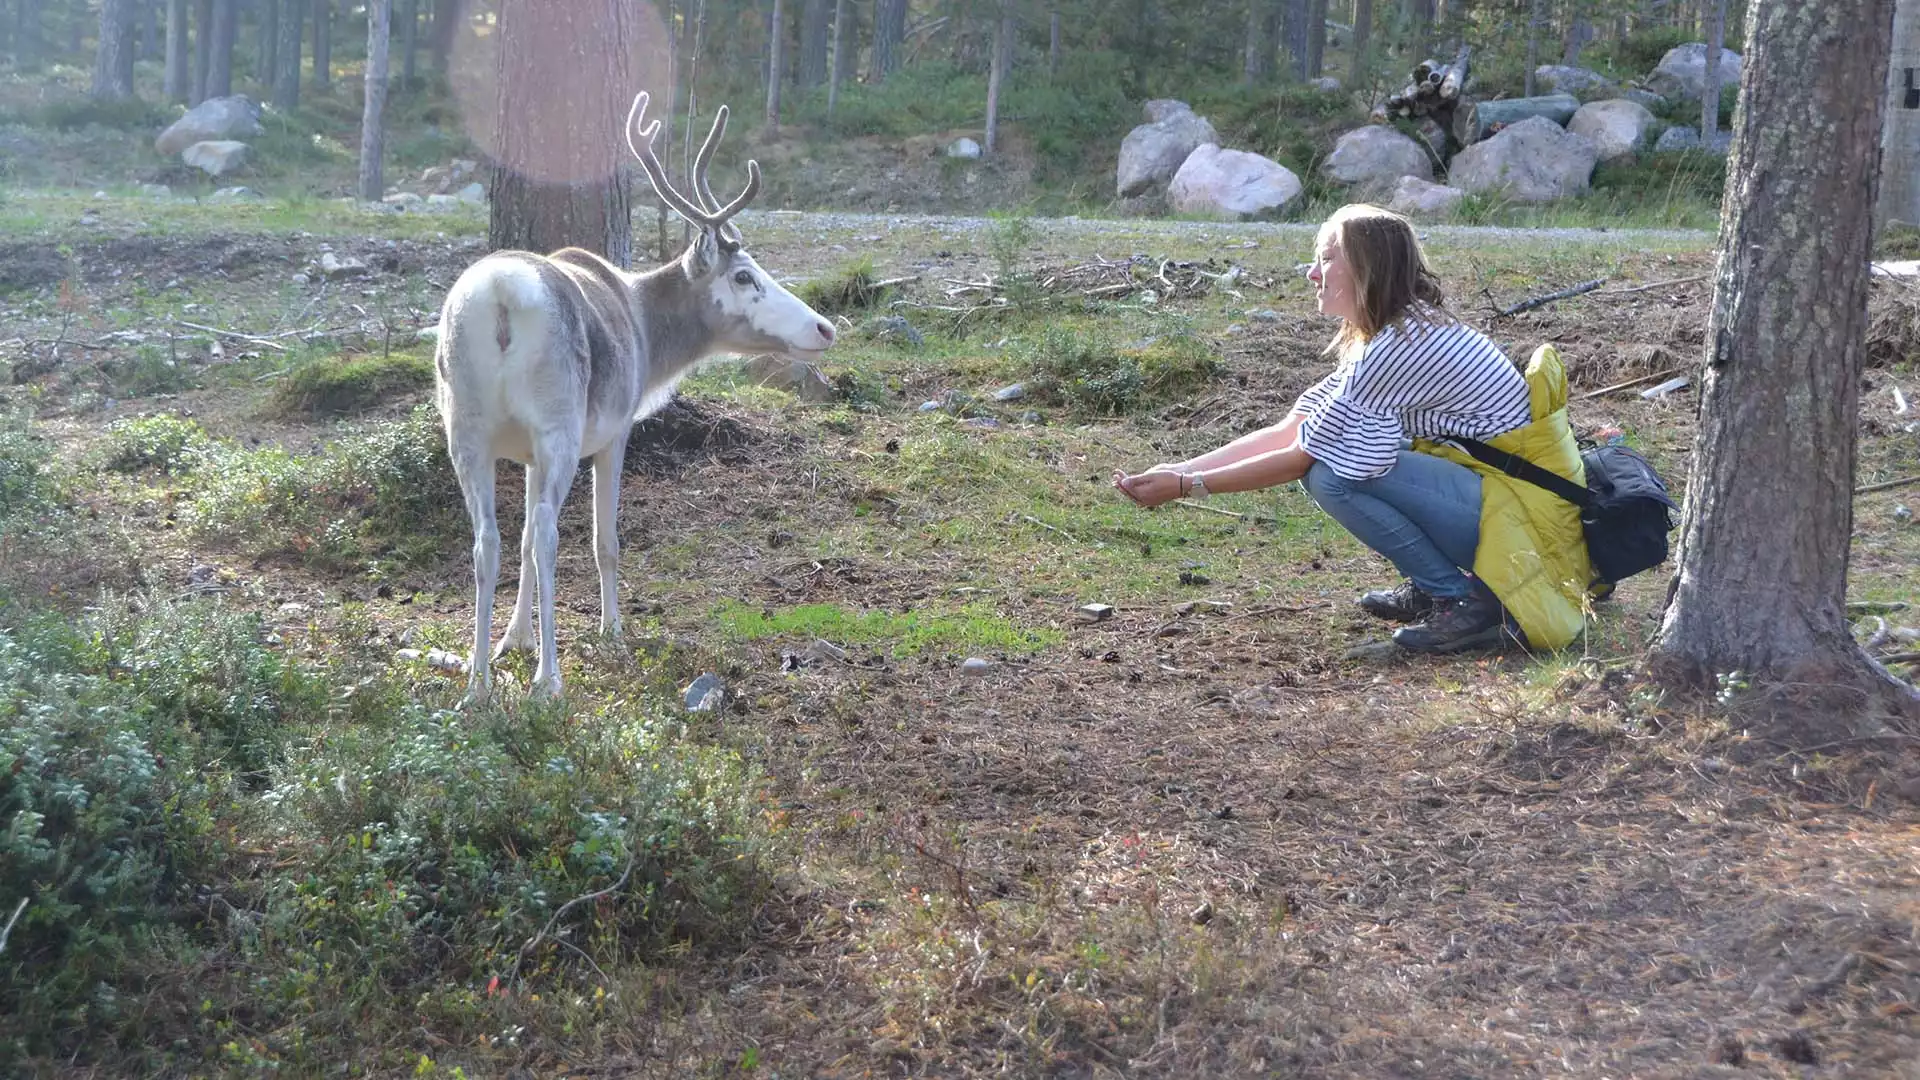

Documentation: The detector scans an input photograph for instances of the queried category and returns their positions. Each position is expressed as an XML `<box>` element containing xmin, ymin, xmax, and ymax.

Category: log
<box><xmin>1456</xmin><ymin>93</ymin><xmax>1579</xmax><ymax>145</ymax></box>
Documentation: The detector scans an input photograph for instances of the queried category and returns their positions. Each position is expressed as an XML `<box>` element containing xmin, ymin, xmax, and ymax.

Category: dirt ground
<box><xmin>4</xmin><ymin>217</ymin><xmax>1919</xmax><ymax>1078</ymax></box>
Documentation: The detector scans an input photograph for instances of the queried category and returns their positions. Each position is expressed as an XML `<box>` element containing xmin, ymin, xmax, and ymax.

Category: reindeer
<box><xmin>433</xmin><ymin>91</ymin><xmax>836</xmax><ymax>703</ymax></box>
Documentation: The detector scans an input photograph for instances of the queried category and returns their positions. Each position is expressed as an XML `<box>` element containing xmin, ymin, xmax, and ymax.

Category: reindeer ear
<box><xmin>681</xmin><ymin>227</ymin><xmax>720</xmax><ymax>278</ymax></box>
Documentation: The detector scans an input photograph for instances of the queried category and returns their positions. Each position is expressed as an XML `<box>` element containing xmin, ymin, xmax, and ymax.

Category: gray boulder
<box><xmin>1652</xmin><ymin>125</ymin><xmax>1732</xmax><ymax>156</ymax></box>
<box><xmin>1386</xmin><ymin>175</ymin><xmax>1466</xmax><ymax>217</ymax></box>
<box><xmin>1142</xmin><ymin>98</ymin><xmax>1195</xmax><ymax>124</ymax></box>
<box><xmin>1117</xmin><ymin>107</ymin><xmax>1219</xmax><ymax>197</ymax></box>
<box><xmin>155</xmin><ymin>95</ymin><xmax>263</xmax><ymax>155</ymax></box>
<box><xmin>1568</xmin><ymin>99</ymin><xmax>1656</xmax><ymax>161</ymax></box>
<box><xmin>1447</xmin><ymin>116</ymin><xmax>1599</xmax><ymax>202</ymax></box>
<box><xmin>1322</xmin><ymin>125</ymin><xmax>1432</xmax><ymax>196</ymax></box>
<box><xmin>1534</xmin><ymin>64</ymin><xmax>1617</xmax><ymax>96</ymax></box>
<box><xmin>182</xmin><ymin>140</ymin><xmax>250</xmax><ymax>177</ymax></box>
<box><xmin>1167</xmin><ymin>144</ymin><xmax>1302</xmax><ymax>219</ymax></box>
<box><xmin>1646</xmin><ymin>43</ymin><xmax>1743</xmax><ymax>102</ymax></box>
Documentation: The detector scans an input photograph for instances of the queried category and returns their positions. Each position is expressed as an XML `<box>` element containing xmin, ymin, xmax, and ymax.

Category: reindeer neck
<box><xmin>630</xmin><ymin>260</ymin><xmax>717</xmax><ymax>379</ymax></box>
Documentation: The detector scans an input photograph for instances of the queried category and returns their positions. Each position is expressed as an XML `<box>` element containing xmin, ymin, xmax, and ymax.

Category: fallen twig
<box><xmin>1017</xmin><ymin>513</ymin><xmax>1086</xmax><ymax>546</ymax></box>
<box><xmin>1878</xmin><ymin>651</ymin><xmax>1920</xmax><ymax>666</ymax></box>
<box><xmin>171</xmin><ymin>318</ymin><xmax>289</xmax><ymax>352</ymax></box>
<box><xmin>1578</xmin><ymin>365</ymin><xmax>1688</xmax><ymax>400</ymax></box>
<box><xmin>1595</xmin><ymin>274</ymin><xmax>1708</xmax><ymax>296</ymax></box>
<box><xmin>0</xmin><ymin>895</ymin><xmax>26</xmax><ymax>956</ymax></box>
<box><xmin>1855</xmin><ymin>474</ymin><xmax>1920</xmax><ymax>496</ymax></box>
<box><xmin>508</xmin><ymin>847</ymin><xmax>636</xmax><ymax>992</ymax></box>
<box><xmin>1169</xmin><ymin>499</ymin><xmax>1280</xmax><ymax>525</ymax></box>
<box><xmin>870</xmin><ymin>274</ymin><xmax>921</xmax><ymax>290</ymax></box>
<box><xmin>1494</xmin><ymin>277</ymin><xmax>1606</xmax><ymax>318</ymax></box>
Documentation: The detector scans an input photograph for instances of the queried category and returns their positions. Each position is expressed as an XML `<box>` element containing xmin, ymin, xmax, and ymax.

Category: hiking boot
<box><xmin>1392</xmin><ymin>586</ymin><xmax>1506</xmax><ymax>654</ymax></box>
<box><xmin>1357</xmin><ymin>580</ymin><xmax>1435</xmax><ymax>623</ymax></box>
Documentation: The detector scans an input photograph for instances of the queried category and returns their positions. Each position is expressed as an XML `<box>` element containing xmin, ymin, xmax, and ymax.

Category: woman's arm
<box><xmin>1159</xmin><ymin>412</ymin><xmax>1305</xmax><ymax>473</ymax></box>
<box><xmin>1115</xmin><ymin>438</ymin><xmax>1315</xmax><ymax>508</ymax></box>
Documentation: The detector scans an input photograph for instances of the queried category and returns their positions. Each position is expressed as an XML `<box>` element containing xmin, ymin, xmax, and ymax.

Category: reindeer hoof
<box><xmin>492</xmin><ymin>625</ymin><xmax>535</xmax><ymax>659</ymax></box>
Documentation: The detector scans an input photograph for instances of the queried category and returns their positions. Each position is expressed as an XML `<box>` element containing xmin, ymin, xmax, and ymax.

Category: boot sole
<box><xmin>1390</xmin><ymin>623</ymin><xmax>1507</xmax><ymax>654</ymax></box>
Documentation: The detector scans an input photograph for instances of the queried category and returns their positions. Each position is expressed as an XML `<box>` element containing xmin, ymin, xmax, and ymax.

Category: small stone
<box><xmin>683</xmin><ymin>672</ymin><xmax>724</xmax><ymax>711</ymax></box>
<box><xmin>455</xmin><ymin>182</ymin><xmax>486</xmax><ymax>203</ymax></box>
<box><xmin>1894</xmin><ymin>504</ymin><xmax>1912</xmax><ymax>524</ymax></box>
<box><xmin>291</xmin><ymin>272</ymin><xmax>310</xmax><ymax>285</ymax></box>
<box><xmin>1174</xmin><ymin>599</ymin><xmax>1232</xmax><ymax>615</ymax></box>
<box><xmin>1247</xmin><ymin>308</ymin><xmax>1281</xmax><ymax>322</ymax></box>
<box><xmin>1076</xmin><ymin>603</ymin><xmax>1115</xmax><ymax>622</ymax></box>
<box><xmin>319</xmin><ymin>252</ymin><xmax>370</xmax><ymax>279</ymax></box>
<box><xmin>991</xmin><ymin>382</ymin><xmax>1027</xmax><ymax>402</ymax></box>
<box><xmin>960</xmin><ymin>657</ymin><xmax>992</xmax><ymax>675</ymax></box>
<box><xmin>807</xmin><ymin>639</ymin><xmax>848</xmax><ymax>662</ymax></box>
<box><xmin>1190</xmin><ymin>900</ymin><xmax>1214</xmax><ymax>925</ymax></box>
<box><xmin>1019</xmin><ymin>410</ymin><xmax>1043</xmax><ymax>425</ymax></box>
<box><xmin>918</xmin><ymin>399</ymin><xmax>942</xmax><ymax>412</ymax></box>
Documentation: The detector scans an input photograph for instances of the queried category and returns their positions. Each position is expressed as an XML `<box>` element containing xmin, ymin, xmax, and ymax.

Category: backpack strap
<box><xmin>1450</xmin><ymin>436</ymin><xmax>1591</xmax><ymax>508</ymax></box>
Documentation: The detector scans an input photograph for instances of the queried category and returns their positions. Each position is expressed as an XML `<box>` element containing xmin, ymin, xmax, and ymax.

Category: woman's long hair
<box><xmin>1320</xmin><ymin>204</ymin><xmax>1452</xmax><ymax>358</ymax></box>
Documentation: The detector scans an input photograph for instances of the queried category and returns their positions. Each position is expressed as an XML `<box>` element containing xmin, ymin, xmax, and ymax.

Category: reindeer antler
<box><xmin>625</xmin><ymin>92</ymin><xmax>760</xmax><ymax>243</ymax></box>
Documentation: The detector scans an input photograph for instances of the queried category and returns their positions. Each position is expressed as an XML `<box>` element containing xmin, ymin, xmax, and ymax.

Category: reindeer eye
<box><xmin>732</xmin><ymin>269</ymin><xmax>754</xmax><ymax>287</ymax></box>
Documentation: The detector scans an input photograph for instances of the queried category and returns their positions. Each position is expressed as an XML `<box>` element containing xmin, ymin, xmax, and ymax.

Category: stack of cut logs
<box><xmin>1372</xmin><ymin>46</ymin><xmax>1472</xmax><ymax>130</ymax></box>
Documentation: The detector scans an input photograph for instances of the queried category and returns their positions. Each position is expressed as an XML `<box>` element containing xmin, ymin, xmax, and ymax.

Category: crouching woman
<box><xmin>1113</xmin><ymin>204</ymin><xmax>1593</xmax><ymax>653</ymax></box>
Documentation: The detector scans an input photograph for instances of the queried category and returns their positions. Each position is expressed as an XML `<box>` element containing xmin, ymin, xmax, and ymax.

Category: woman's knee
<box><xmin>1302</xmin><ymin>460</ymin><xmax>1346</xmax><ymax>504</ymax></box>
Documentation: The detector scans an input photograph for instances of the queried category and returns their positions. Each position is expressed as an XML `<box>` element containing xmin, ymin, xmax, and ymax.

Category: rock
<box><xmin>426</xmin><ymin>193</ymin><xmax>461</xmax><ymax>208</ymax></box>
<box><xmin>207</xmin><ymin>186</ymin><xmax>262</xmax><ymax>202</ymax></box>
<box><xmin>319</xmin><ymin>252</ymin><xmax>370</xmax><ymax>279</ymax></box>
<box><xmin>1141</xmin><ymin>98</ymin><xmax>1194</xmax><ymax>124</ymax></box>
<box><xmin>918</xmin><ymin>399</ymin><xmax>942</xmax><ymax>412</ymax></box>
<box><xmin>1653</xmin><ymin>125</ymin><xmax>1732</xmax><ymax>155</ymax></box>
<box><xmin>1116</xmin><ymin>108</ymin><xmax>1219</xmax><ymax>197</ymax></box>
<box><xmin>1246</xmin><ymin>308</ymin><xmax>1281</xmax><ymax>322</ymax></box>
<box><xmin>155</xmin><ymin>94</ymin><xmax>263</xmax><ymax>155</ymax></box>
<box><xmin>960</xmin><ymin>657</ymin><xmax>993</xmax><ymax>675</ymax></box>
<box><xmin>181</xmin><ymin>139</ymin><xmax>250</xmax><ymax>177</ymax></box>
<box><xmin>946</xmin><ymin>136</ymin><xmax>982</xmax><ymax>159</ymax></box>
<box><xmin>138</xmin><ymin>182</ymin><xmax>171</xmax><ymax>198</ymax></box>
<box><xmin>1386</xmin><ymin>175</ymin><xmax>1467</xmax><ymax>217</ymax></box>
<box><xmin>454</xmin><ymin>181</ymin><xmax>485</xmax><ymax>203</ymax></box>
<box><xmin>1568</xmin><ymin>99</ymin><xmax>1657</xmax><ymax>162</ymax></box>
<box><xmin>1167</xmin><ymin>144</ymin><xmax>1302</xmax><ymax>220</ymax></box>
<box><xmin>1533</xmin><ymin>64</ymin><xmax>1617</xmax><ymax>97</ymax></box>
<box><xmin>449</xmin><ymin>158</ymin><xmax>478</xmax><ymax>179</ymax></box>
<box><xmin>1310</xmin><ymin>76</ymin><xmax>1343</xmax><ymax>93</ymax></box>
<box><xmin>382</xmin><ymin>191</ymin><xmax>424</xmax><ymax>206</ymax></box>
<box><xmin>1447</xmin><ymin>116</ymin><xmax>1599</xmax><ymax>203</ymax></box>
<box><xmin>742</xmin><ymin>353</ymin><xmax>836</xmax><ymax>402</ymax></box>
<box><xmin>1623</xmin><ymin>88</ymin><xmax>1667</xmax><ymax>112</ymax></box>
<box><xmin>1647</xmin><ymin>42</ymin><xmax>1743</xmax><ymax>103</ymax></box>
<box><xmin>1076</xmin><ymin>603</ymin><xmax>1115</xmax><ymax>622</ymax></box>
<box><xmin>991</xmin><ymin>382</ymin><xmax>1027</xmax><ymax>402</ymax></box>
<box><xmin>683</xmin><ymin>672</ymin><xmax>724</xmax><ymax>711</ymax></box>
<box><xmin>420</xmin><ymin>164</ymin><xmax>451</xmax><ymax>190</ymax></box>
<box><xmin>416</xmin><ymin>325</ymin><xmax>441</xmax><ymax>341</ymax></box>
<box><xmin>807</xmin><ymin>639</ymin><xmax>849</xmax><ymax>662</ymax></box>
<box><xmin>864</xmin><ymin>314</ymin><xmax>924</xmax><ymax>346</ymax></box>
<box><xmin>1323</xmin><ymin>125</ymin><xmax>1432</xmax><ymax>196</ymax></box>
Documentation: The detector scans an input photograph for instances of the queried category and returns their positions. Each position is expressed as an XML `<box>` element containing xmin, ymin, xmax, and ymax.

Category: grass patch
<box><xmin>799</xmin><ymin>256</ymin><xmax>890</xmax><ymax>316</ymax></box>
<box><xmin>1015</xmin><ymin>323</ymin><xmax>1217</xmax><ymax>416</ymax></box>
<box><xmin>272</xmin><ymin>349</ymin><xmax>435</xmax><ymax>416</ymax></box>
<box><xmin>714</xmin><ymin>599</ymin><xmax>1063</xmax><ymax>657</ymax></box>
<box><xmin>99</xmin><ymin>412</ymin><xmax>215</xmax><ymax>474</ymax></box>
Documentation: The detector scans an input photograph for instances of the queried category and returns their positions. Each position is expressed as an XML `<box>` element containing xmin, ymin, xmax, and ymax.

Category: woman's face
<box><xmin>1308</xmin><ymin>234</ymin><xmax>1361</xmax><ymax>325</ymax></box>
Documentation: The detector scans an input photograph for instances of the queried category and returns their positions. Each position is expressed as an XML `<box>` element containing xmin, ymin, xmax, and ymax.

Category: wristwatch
<box><xmin>1187</xmin><ymin>472</ymin><xmax>1210</xmax><ymax>499</ymax></box>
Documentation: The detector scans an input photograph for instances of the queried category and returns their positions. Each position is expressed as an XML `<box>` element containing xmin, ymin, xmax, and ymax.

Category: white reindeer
<box><xmin>433</xmin><ymin>91</ymin><xmax>836</xmax><ymax>702</ymax></box>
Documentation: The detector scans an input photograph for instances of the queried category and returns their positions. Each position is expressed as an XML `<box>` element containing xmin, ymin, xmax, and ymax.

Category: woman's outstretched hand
<box><xmin>1112</xmin><ymin>467</ymin><xmax>1185</xmax><ymax>509</ymax></box>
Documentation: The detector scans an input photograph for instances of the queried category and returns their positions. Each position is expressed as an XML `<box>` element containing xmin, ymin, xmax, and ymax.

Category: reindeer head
<box><xmin>627</xmin><ymin>93</ymin><xmax>837</xmax><ymax>362</ymax></box>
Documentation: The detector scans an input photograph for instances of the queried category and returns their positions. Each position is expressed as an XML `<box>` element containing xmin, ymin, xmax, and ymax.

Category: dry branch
<box><xmin>1494</xmin><ymin>278</ymin><xmax>1606</xmax><ymax>319</ymax></box>
<box><xmin>1855</xmin><ymin>474</ymin><xmax>1920</xmax><ymax>496</ymax></box>
<box><xmin>1578</xmin><ymin>365</ymin><xmax>1688</xmax><ymax>399</ymax></box>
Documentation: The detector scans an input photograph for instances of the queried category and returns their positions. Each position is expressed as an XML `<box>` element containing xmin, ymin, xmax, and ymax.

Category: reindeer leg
<box><xmin>528</xmin><ymin>436</ymin><xmax>580</xmax><ymax>698</ymax></box>
<box><xmin>493</xmin><ymin>461</ymin><xmax>540</xmax><ymax>658</ymax></box>
<box><xmin>591</xmin><ymin>434</ymin><xmax>628</xmax><ymax>641</ymax></box>
<box><xmin>451</xmin><ymin>441</ymin><xmax>499</xmax><ymax>708</ymax></box>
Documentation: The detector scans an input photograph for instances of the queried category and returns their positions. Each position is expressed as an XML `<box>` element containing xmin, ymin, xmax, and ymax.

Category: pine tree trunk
<box><xmin>1282</xmin><ymin>0</ymin><xmax>1307</xmax><ymax>80</ymax></box>
<box><xmin>1048</xmin><ymin>8</ymin><xmax>1058</xmax><ymax>76</ymax></box>
<box><xmin>1524</xmin><ymin>0</ymin><xmax>1543</xmax><ymax>95</ymax></box>
<box><xmin>207</xmin><ymin>0</ymin><xmax>234</xmax><ymax>97</ymax></box>
<box><xmin>1352</xmin><ymin>0</ymin><xmax>1371</xmax><ymax>72</ymax></box>
<box><xmin>1881</xmin><ymin>0</ymin><xmax>1920</xmax><ymax>230</ymax></box>
<box><xmin>868</xmin><ymin>0</ymin><xmax>903</xmax><ymax>83</ymax></box>
<box><xmin>798</xmin><ymin>0</ymin><xmax>827</xmax><ymax>87</ymax></box>
<box><xmin>192</xmin><ymin>0</ymin><xmax>212</xmax><ymax>100</ymax></box>
<box><xmin>1243</xmin><ymin>0</ymin><xmax>1269</xmax><ymax>84</ymax></box>
<box><xmin>164</xmin><ymin>0</ymin><xmax>188</xmax><ymax>99</ymax></box>
<box><xmin>766</xmin><ymin>0</ymin><xmax>783</xmax><ymax>129</ymax></box>
<box><xmin>1649</xmin><ymin>0</ymin><xmax>1917</xmax><ymax>725</ymax></box>
<box><xmin>1700</xmin><ymin>0</ymin><xmax>1725</xmax><ymax>137</ymax></box>
<box><xmin>1306</xmin><ymin>0</ymin><xmax>1327</xmax><ymax>76</ymax></box>
<box><xmin>140</xmin><ymin>0</ymin><xmax>158</xmax><ymax>61</ymax></box>
<box><xmin>93</xmin><ymin>0</ymin><xmax>137</xmax><ymax>97</ymax></box>
<box><xmin>984</xmin><ymin>0</ymin><xmax>1008</xmax><ymax>154</ymax></box>
<box><xmin>17</xmin><ymin>0</ymin><xmax>42</xmax><ymax>69</ymax></box>
<box><xmin>827</xmin><ymin>0</ymin><xmax>846</xmax><ymax>115</ymax></box>
<box><xmin>359</xmin><ymin>0</ymin><xmax>389</xmax><ymax>200</ymax></box>
<box><xmin>400</xmin><ymin>0</ymin><xmax>415</xmax><ymax>84</ymax></box>
<box><xmin>429</xmin><ymin>0</ymin><xmax>455</xmax><ymax>70</ymax></box>
<box><xmin>312</xmin><ymin>0</ymin><xmax>329</xmax><ymax>88</ymax></box>
<box><xmin>260</xmin><ymin>0</ymin><xmax>277</xmax><ymax>85</ymax></box>
<box><xmin>273</xmin><ymin>0</ymin><xmax>300</xmax><ymax>107</ymax></box>
<box><xmin>485</xmin><ymin>0</ymin><xmax>634</xmax><ymax>268</ymax></box>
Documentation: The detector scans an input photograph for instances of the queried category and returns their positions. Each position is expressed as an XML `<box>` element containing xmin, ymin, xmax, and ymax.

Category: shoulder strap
<box><xmin>1450</xmin><ymin>436</ymin><xmax>1591</xmax><ymax>508</ymax></box>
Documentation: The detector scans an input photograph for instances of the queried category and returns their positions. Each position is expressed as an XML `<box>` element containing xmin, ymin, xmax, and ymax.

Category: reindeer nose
<box><xmin>816</xmin><ymin>320</ymin><xmax>836</xmax><ymax>345</ymax></box>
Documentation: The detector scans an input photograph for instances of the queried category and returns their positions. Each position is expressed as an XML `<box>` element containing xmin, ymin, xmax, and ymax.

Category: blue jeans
<box><xmin>1302</xmin><ymin>451</ymin><xmax>1481</xmax><ymax>599</ymax></box>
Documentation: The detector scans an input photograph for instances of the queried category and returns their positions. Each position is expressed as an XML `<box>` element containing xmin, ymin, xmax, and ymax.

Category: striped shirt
<box><xmin>1293</xmin><ymin>316</ymin><xmax>1531</xmax><ymax>481</ymax></box>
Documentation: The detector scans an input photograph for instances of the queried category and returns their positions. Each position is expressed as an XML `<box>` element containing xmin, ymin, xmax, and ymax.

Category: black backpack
<box><xmin>1453</xmin><ymin>436</ymin><xmax>1679</xmax><ymax>593</ymax></box>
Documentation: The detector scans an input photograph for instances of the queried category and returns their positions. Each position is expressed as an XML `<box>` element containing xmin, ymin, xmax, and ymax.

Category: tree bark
<box><xmin>1352</xmin><ymin>0</ymin><xmax>1371</xmax><ymax>72</ymax></box>
<box><xmin>1524</xmin><ymin>0</ymin><xmax>1544</xmax><ymax>96</ymax></box>
<box><xmin>313</xmin><ymin>0</ymin><xmax>329</xmax><ymax>88</ymax></box>
<box><xmin>798</xmin><ymin>0</ymin><xmax>827</xmax><ymax>87</ymax></box>
<box><xmin>399</xmin><ymin>0</ymin><xmax>416</xmax><ymax>84</ymax></box>
<box><xmin>15</xmin><ymin>0</ymin><xmax>42</xmax><ymax>69</ymax></box>
<box><xmin>359</xmin><ymin>0</ymin><xmax>389</xmax><ymax>200</ymax></box>
<box><xmin>1243</xmin><ymin>0</ymin><xmax>1269</xmax><ymax>84</ymax></box>
<box><xmin>192</xmin><ymin>0</ymin><xmax>212</xmax><ymax>100</ymax></box>
<box><xmin>164</xmin><ymin>0</ymin><xmax>188</xmax><ymax>99</ymax></box>
<box><xmin>1649</xmin><ymin>0</ymin><xmax>1917</xmax><ymax>726</ymax></box>
<box><xmin>207</xmin><ymin>0</ymin><xmax>235</xmax><ymax>97</ymax></box>
<box><xmin>93</xmin><ymin>0</ymin><xmax>137</xmax><ymax>98</ymax></box>
<box><xmin>868</xmin><ymin>0</ymin><xmax>903</xmax><ymax>83</ymax></box>
<box><xmin>1282</xmin><ymin>0</ymin><xmax>1307</xmax><ymax>79</ymax></box>
<box><xmin>273</xmin><ymin>0</ymin><xmax>300</xmax><ymax>107</ymax></box>
<box><xmin>827</xmin><ymin>0</ymin><xmax>846</xmax><ymax>115</ymax></box>
<box><xmin>429</xmin><ymin>0</ymin><xmax>455</xmax><ymax>70</ymax></box>
<box><xmin>1048</xmin><ymin>7</ymin><xmax>1059</xmax><ymax>77</ymax></box>
<box><xmin>1881</xmin><ymin>0</ymin><xmax>1920</xmax><ymax>230</ymax></box>
<box><xmin>984</xmin><ymin>0</ymin><xmax>1009</xmax><ymax>154</ymax></box>
<box><xmin>260</xmin><ymin>0</ymin><xmax>277</xmax><ymax>85</ymax></box>
<box><xmin>766</xmin><ymin>0</ymin><xmax>784</xmax><ymax>129</ymax></box>
<box><xmin>140</xmin><ymin>0</ymin><xmax>158</xmax><ymax>61</ymax></box>
<box><xmin>1306</xmin><ymin>0</ymin><xmax>1327</xmax><ymax>76</ymax></box>
<box><xmin>485</xmin><ymin>0</ymin><xmax>635</xmax><ymax>268</ymax></box>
